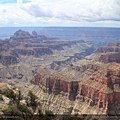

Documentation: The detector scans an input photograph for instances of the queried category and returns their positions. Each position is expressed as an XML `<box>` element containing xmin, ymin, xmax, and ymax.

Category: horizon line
<box><xmin>0</xmin><ymin>26</ymin><xmax>120</xmax><ymax>28</ymax></box>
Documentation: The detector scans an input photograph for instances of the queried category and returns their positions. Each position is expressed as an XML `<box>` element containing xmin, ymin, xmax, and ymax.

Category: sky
<box><xmin>0</xmin><ymin>0</ymin><xmax>120</xmax><ymax>27</ymax></box>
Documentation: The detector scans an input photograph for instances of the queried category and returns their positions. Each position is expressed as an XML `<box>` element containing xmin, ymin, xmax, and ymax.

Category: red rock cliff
<box><xmin>78</xmin><ymin>63</ymin><xmax>120</xmax><ymax>114</ymax></box>
<box><xmin>99</xmin><ymin>53</ymin><xmax>120</xmax><ymax>63</ymax></box>
<box><xmin>95</xmin><ymin>43</ymin><xmax>120</xmax><ymax>53</ymax></box>
<box><xmin>32</xmin><ymin>63</ymin><xmax>120</xmax><ymax>114</ymax></box>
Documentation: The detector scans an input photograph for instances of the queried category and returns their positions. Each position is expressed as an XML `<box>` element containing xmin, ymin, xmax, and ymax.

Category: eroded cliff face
<box><xmin>78</xmin><ymin>63</ymin><xmax>120</xmax><ymax>114</ymax></box>
<box><xmin>99</xmin><ymin>53</ymin><xmax>120</xmax><ymax>63</ymax></box>
<box><xmin>92</xmin><ymin>42</ymin><xmax>120</xmax><ymax>63</ymax></box>
<box><xmin>32</xmin><ymin>63</ymin><xmax>120</xmax><ymax>114</ymax></box>
<box><xmin>83</xmin><ymin>43</ymin><xmax>120</xmax><ymax>68</ymax></box>
<box><xmin>0</xmin><ymin>53</ymin><xmax>18</xmax><ymax>65</ymax></box>
<box><xmin>31</xmin><ymin>70</ymin><xmax>78</xmax><ymax>101</ymax></box>
<box><xmin>1</xmin><ymin>29</ymin><xmax>120</xmax><ymax>116</ymax></box>
<box><xmin>0</xmin><ymin>30</ymin><xmax>94</xmax><ymax>66</ymax></box>
<box><xmin>95</xmin><ymin>43</ymin><xmax>120</xmax><ymax>53</ymax></box>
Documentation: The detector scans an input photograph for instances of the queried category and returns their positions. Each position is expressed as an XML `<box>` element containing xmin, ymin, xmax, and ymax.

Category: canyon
<box><xmin>31</xmin><ymin>63</ymin><xmax>120</xmax><ymax>115</ymax></box>
<box><xmin>0</xmin><ymin>30</ymin><xmax>94</xmax><ymax>81</ymax></box>
<box><xmin>0</xmin><ymin>29</ymin><xmax>119</xmax><ymax>118</ymax></box>
<box><xmin>31</xmin><ymin>42</ymin><xmax>120</xmax><ymax>115</ymax></box>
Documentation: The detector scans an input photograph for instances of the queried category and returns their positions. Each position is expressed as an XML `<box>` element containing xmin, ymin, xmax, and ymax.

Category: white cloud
<box><xmin>0</xmin><ymin>0</ymin><xmax>120</xmax><ymax>26</ymax></box>
<box><xmin>17</xmin><ymin>0</ymin><xmax>22</xmax><ymax>3</ymax></box>
<box><xmin>18</xmin><ymin>0</ymin><xmax>120</xmax><ymax>22</ymax></box>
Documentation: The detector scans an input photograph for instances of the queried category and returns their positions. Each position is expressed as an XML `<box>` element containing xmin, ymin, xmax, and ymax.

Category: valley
<box><xmin>0</xmin><ymin>29</ymin><xmax>120</xmax><ymax>119</ymax></box>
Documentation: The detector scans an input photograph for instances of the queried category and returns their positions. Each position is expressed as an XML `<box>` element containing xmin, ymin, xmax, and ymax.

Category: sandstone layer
<box><xmin>0</xmin><ymin>29</ymin><xmax>120</xmax><ymax>117</ymax></box>
<box><xmin>32</xmin><ymin>62</ymin><xmax>120</xmax><ymax>115</ymax></box>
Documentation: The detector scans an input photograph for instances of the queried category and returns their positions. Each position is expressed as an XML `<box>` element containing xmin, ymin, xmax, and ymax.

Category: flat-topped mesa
<box><xmin>31</xmin><ymin>69</ymin><xmax>78</xmax><ymax>100</ymax></box>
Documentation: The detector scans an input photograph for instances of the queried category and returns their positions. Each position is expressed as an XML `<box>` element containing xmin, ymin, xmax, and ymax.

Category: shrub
<box><xmin>4</xmin><ymin>89</ymin><xmax>16</xmax><ymax>100</ymax></box>
<box><xmin>28</xmin><ymin>90</ymin><xmax>38</xmax><ymax>109</ymax></box>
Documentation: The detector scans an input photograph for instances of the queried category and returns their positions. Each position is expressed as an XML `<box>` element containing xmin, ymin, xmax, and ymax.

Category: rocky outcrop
<box><xmin>10</xmin><ymin>29</ymin><xmax>32</xmax><ymax>41</ymax></box>
<box><xmin>94</xmin><ymin>43</ymin><xmax>120</xmax><ymax>63</ymax></box>
<box><xmin>78</xmin><ymin>63</ymin><xmax>120</xmax><ymax>114</ymax></box>
<box><xmin>33</xmin><ymin>47</ymin><xmax>53</xmax><ymax>56</ymax></box>
<box><xmin>33</xmin><ymin>63</ymin><xmax>98</xmax><ymax>95</ymax></box>
<box><xmin>0</xmin><ymin>40</ymin><xmax>11</xmax><ymax>52</ymax></box>
<box><xmin>10</xmin><ymin>29</ymin><xmax>48</xmax><ymax>41</ymax></box>
<box><xmin>0</xmin><ymin>53</ymin><xmax>17</xmax><ymax>65</ymax></box>
<box><xmin>0</xmin><ymin>30</ymin><xmax>94</xmax><ymax>66</ymax></box>
<box><xmin>32</xmin><ymin>63</ymin><xmax>120</xmax><ymax>114</ymax></box>
<box><xmin>14</xmin><ymin>48</ymin><xmax>35</xmax><ymax>56</ymax></box>
<box><xmin>31</xmin><ymin>31</ymin><xmax>37</xmax><ymax>36</ymax></box>
<box><xmin>13</xmin><ymin>47</ymin><xmax>53</xmax><ymax>56</ymax></box>
<box><xmin>70</xmin><ymin>64</ymin><xmax>100</xmax><ymax>72</ymax></box>
<box><xmin>31</xmin><ymin>70</ymin><xmax>79</xmax><ymax>100</ymax></box>
<box><xmin>99</xmin><ymin>53</ymin><xmax>120</xmax><ymax>63</ymax></box>
<box><xmin>95</xmin><ymin>42</ymin><xmax>120</xmax><ymax>53</ymax></box>
<box><xmin>0</xmin><ymin>83</ymin><xmax>10</xmax><ymax>93</ymax></box>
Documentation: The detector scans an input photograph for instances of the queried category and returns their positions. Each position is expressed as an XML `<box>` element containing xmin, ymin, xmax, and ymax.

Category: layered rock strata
<box><xmin>0</xmin><ymin>30</ymin><xmax>94</xmax><ymax>66</ymax></box>
<box><xmin>99</xmin><ymin>53</ymin><xmax>120</xmax><ymax>63</ymax></box>
<box><xmin>93</xmin><ymin>42</ymin><xmax>120</xmax><ymax>63</ymax></box>
<box><xmin>32</xmin><ymin>63</ymin><xmax>120</xmax><ymax>114</ymax></box>
<box><xmin>95</xmin><ymin>43</ymin><xmax>120</xmax><ymax>53</ymax></box>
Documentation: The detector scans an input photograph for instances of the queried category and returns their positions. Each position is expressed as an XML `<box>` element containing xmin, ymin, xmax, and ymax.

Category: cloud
<box><xmin>89</xmin><ymin>0</ymin><xmax>120</xmax><ymax>21</ymax></box>
<box><xmin>18</xmin><ymin>0</ymin><xmax>120</xmax><ymax>22</ymax></box>
<box><xmin>20</xmin><ymin>2</ymin><xmax>52</xmax><ymax>18</ymax></box>
<box><xmin>0</xmin><ymin>0</ymin><xmax>120</xmax><ymax>26</ymax></box>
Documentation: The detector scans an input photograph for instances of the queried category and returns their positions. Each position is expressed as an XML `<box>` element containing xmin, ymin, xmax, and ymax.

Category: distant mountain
<box><xmin>0</xmin><ymin>27</ymin><xmax>120</xmax><ymax>42</ymax></box>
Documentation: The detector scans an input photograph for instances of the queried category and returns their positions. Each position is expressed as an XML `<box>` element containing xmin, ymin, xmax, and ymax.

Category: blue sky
<box><xmin>0</xmin><ymin>0</ymin><xmax>27</xmax><ymax>4</ymax></box>
<box><xmin>0</xmin><ymin>0</ymin><xmax>16</xmax><ymax>4</ymax></box>
<box><xmin>0</xmin><ymin>0</ymin><xmax>120</xmax><ymax>27</ymax></box>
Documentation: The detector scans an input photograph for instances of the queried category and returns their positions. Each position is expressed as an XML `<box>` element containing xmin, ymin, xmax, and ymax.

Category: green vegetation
<box><xmin>17</xmin><ymin>104</ymin><xmax>32</xmax><ymax>115</ymax></box>
<box><xmin>28</xmin><ymin>90</ymin><xmax>38</xmax><ymax>110</ymax></box>
<box><xmin>3</xmin><ymin>90</ymin><xmax>55</xmax><ymax>120</ymax></box>
<box><xmin>3</xmin><ymin>101</ymin><xmax>20</xmax><ymax>116</ymax></box>
<box><xmin>4</xmin><ymin>89</ymin><xmax>16</xmax><ymax>100</ymax></box>
<box><xmin>2</xmin><ymin>89</ymin><xmax>112</xmax><ymax>120</ymax></box>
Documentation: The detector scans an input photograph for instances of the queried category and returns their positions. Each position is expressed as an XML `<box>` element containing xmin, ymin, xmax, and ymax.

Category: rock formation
<box><xmin>10</xmin><ymin>29</ymin><xmax>32</xmax><ymax>40</ymax></box>
<box><xmin>99</xmin><ymin>53</ymin><xmax>120</xmax><ymax>63</ymax></box>
<box><xmin>1</xmin><ymin>29</ymin><xmax>120</xmax><ymax>116</ymax></box>
<box><xmin>93</xmin><ymin>42</ymin><xmax>120</xmax><ymax>63</ymax></box>
<box><xmin>0</xmin><ymin>29</ymin><xmax>94</xmax><ymax>66</ymax></box>
<box><xmin>78</xmin><ymin>63</ymin><xmax>120</xmax><ymax>114</ymax></box>
<box><xmin>95</xmin><ymin>43</ymin><xmax>120</xmax><ymax>53</ymax></box>
<box><xmin>0</xmin><ymin>52</ymin><xmax>18</xmax><ymax>65</ymax></box>
<box><xmin>31</xmin><ymin>62</ymin><xmax>120</xmax><ymax>115</ymax></box>
<box><xmin>83</xmin><ymin>42</ymin><xmax>120</xmax><ymax>65</ymax></box>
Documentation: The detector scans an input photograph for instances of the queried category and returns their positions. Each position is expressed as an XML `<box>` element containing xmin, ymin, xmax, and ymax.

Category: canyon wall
<box><xmin>32</xmin><ymin>63</ymin><xmax>120</xmax><ymax>114</ymax></box>
<box><xmin>94</xmin><ymin>42</ymin><xmax>120</xmax><ymax>63</ymax></box>
<box><xmin>32</xmin><ymin>70</ymin><xmax>78</xmax><ymax>100</ymax></box>
<box><xmin>99</xmin><ymin>53</ymin><xmax>120</xmax><ymax>63</ymax></box>
<box><xmin>95</xmin><ymin>43</ymin><xmax>120</xmax><ymax>53</ymax></box>
<box><xmin>0</xmin><ymin>30</ymin><xmax>94</xmax><ymax>66</ymax></box>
